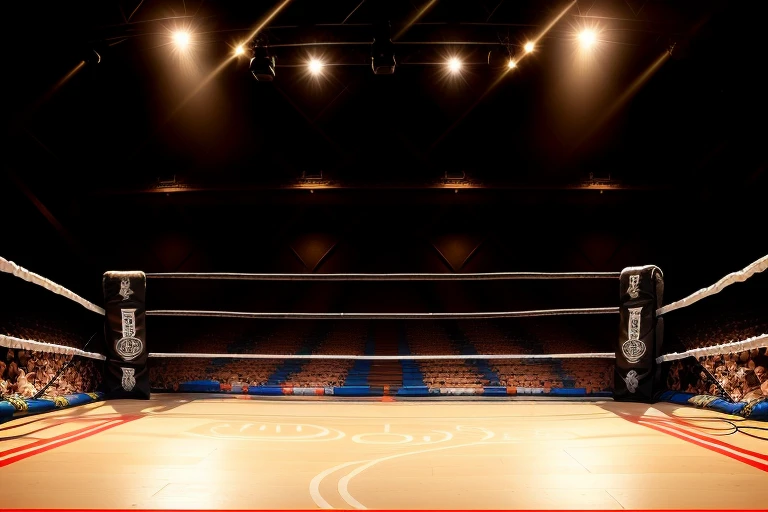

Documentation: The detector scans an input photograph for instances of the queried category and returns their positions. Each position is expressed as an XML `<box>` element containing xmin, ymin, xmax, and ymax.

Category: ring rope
<box><xmin>0</xmin><ymin>334</ymin><xmax>107</xmax><ymax>361</ymax></box>
<box><xmin>148</xmin><ymin>352</ymin><xmax>616</xmax><ymax>360</ymax></box>
<box><xmin>145</xmin><ymin>271</ymin><xmax>620</xmax><ymax>281</ymax></box>
<box><xmin>145</xmin><ymin>307</ymin><xmax>619</xmax><ymax>320</ymax></box>
<box><xmin>655</xmin><ymin>333</ymin><xmax>768</xmax><ymax>363</ymax></box>
<box><xmin>0</xmin><ymin>256</ymin><xmax>105</xmax><ymax>316</ymax></box>
<box><xmin>656</xmin><ymin>254</ymin><xmax>767</xmax><ymax>316</ymax></box>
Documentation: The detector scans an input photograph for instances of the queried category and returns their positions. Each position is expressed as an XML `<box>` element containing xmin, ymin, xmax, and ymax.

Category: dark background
<box><xmin>2</xmin><ymin>0</ymin><xmax>766</xmax><ymax>321</ymax></box>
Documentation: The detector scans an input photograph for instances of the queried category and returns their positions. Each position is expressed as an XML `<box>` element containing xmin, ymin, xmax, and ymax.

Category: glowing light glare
<box><xmin>524</xmin><ymin>41</ymin><xmax>535</xmax><ymax>53</ymax></box>
<box><xmin>507</xmin><ymin>59</ymin><xmax>517</xmax><ymax>69</ymax></box>
<box><xmin>308</xmin><ymin>59</ymin><xmax>324</xmax><ymax>74</ymax></box>
<box><xmin>578</xmin><ymin>29</ymin><xmax>597</xmax><ymax>49</ymax></box>
<box><xmin>448</xmin><ymin>57</ymin><xmax>462</xmax><ymax>73</ymax></box>
<box><xmin>172</xmin><ymin>31</ymin><xmax>191</xmax><ymax>50</ymax></box>
<box><xmin>234</xmin><ymin>45</ymin><xmax>246</xmax><ymax>56</ymax></box>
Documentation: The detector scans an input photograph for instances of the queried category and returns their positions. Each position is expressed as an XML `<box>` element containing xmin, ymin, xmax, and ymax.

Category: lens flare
<box><xmin>172</xmin><ymin>31</ymin><xmax>191</xmax><ymax>50</ymax></box>
<box><xmin>578</xmin><ymin>29</ymin><xmax>597</xmax><ymax>49</ymax></box>
<box><xmin>308</xmin><ymin>58</ymin><xmax>324</xmax><ymax>74</ymax></box>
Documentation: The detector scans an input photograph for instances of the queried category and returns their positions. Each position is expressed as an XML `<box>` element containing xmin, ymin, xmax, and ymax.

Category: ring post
<box><xmin>615</xmin><ymin>265</ymin><xmax>664</xmax><ymax>402</ymax></box>
<box><xmin>103</xmin><ymin>271</ymin><xmax>150</xmax><ymax>399</ymax></box>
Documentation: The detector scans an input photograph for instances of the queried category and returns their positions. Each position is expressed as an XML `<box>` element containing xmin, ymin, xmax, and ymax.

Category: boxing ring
<box><xmin>1</xmin><ymin>255</ymin><xmax>767</xmax><ymax>510</ymax></box>
<box><xmin>1</xmin><ymin>254</ymin><xmax>766</xmax><ymax>415</ymax></box>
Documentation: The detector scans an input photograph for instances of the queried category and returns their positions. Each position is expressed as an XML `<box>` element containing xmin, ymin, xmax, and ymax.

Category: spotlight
<box><xmin>448</xmin><ymin>57</ymin><xmax>462</xmax><ymax>73</ymax></box>
<box><xmin>250</xmin><ymin>45</ymin><xmax>276</xmax><ymax>81</ymax></box>
<box><xmin>371</xmin><ymin>43</ymin><xmax>396</xmax><ymax>75</ymax></box>
<box><xmin>308</xmin><ymin>58</ymin><xmax>324</xmax><ymax>75</ymax></box>
<box><xmin>524</xmin><ymin>41</ymin><xmax>534</xmax><ymax>53</ymax></box>
<box><xmin>578</xmin><ymin>29</ymin><xmax>597</xmax><ymax>49</ymax></box>
<box><xmin>173</xmin><ymin>31</ymin><xmax>191</xmax><ymax>50</ymax></box>
<box><xmin>82</xmin><ymin>47</ymin><xmax>101</xmax><ymax>65</ymax></box>
<box><xmin>507</xmin><ymin>59</ymin><xmax>517</xmax><ymax>69</ymax></box>
<box><xmin>371</xmin><ymin>22</ymin><xmax>396</xmax><ymax>75</ymax></box>
<box><xmin>234</xmin><ymin>45</ymin><xmax>246</xmax><ymax>56</ymax></box>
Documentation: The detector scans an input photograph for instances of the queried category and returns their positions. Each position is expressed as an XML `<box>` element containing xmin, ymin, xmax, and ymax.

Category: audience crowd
<box><xmin>667</xmin><ymin>348</ymin><xmax>767</xmax><ymax>401</ymax></box>
<box><xmin>1</xmin><ymin>348</ymin><xmax>102</xmax><ymax>399</ymax></box>
<box><xmin>678</xmin><ymin>312</ymin><xmax>767</xmax><ymax>350</ymax></box>
<box><xmin>1</xmin><ymin>317</ymin><xmax>102</xmax><ymax>400</ymax></box>
<box><xmin>667</xmin><ymin>309</ymin><xmax>767</xmax><ymax>401</ymax></box>
<box><xmin>9</xmin><ymin>304</ymin><xmax>761</xmax><ymax>400</ymax></box>
<box><xmin>1</xmin><ymin>315</ymin><xmax>92</xmax><ymax>350</ymax></box>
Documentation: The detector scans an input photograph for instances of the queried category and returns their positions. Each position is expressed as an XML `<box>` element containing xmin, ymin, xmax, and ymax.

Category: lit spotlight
<box><xmin>234</xmin><ymin>45</ymin><xmax>246</xmax><ymax>56</ymax></box>
<box><xmin>578</xmin><ymin>29</ymin><xmax>597</xmax><ymax>49</ymax></box>
<box><xmin>308</xmin><ymin>58</ymin><xmax>324</xmax><ymax>74</ymax></box>
<box><xmin>448</xmin><ymin>57</ymin><xmax>462</xmax><ymax>73</ymax></box>
<box><xmin>524</xmin><ymin>41</ymin><xmax>535</xmax><ymax>53</ymax></box>
<box><xmin>173</xmin><ymin>31</ymin><xmax>191</xmax><ymax>50</ymax></box>
<box><xmin>507</xmin><ymin>59</ymin><xmax>517</xmax><ymax>69</ymax></box>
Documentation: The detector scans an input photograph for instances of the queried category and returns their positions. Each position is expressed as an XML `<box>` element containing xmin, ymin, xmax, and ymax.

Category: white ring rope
<box><xmin>148</xmin><ymin>352</ymin><xmax>616</xmax><ymax>360</ymax></box>
<box><xmin>656</xmin><ymin>254</ymin><xmax>768</xmax><ymax>316</ymax></box>
<box><xmin>146</xmin><ymin>271</ymin><xmax>620</xmax><ymax>281</ymax></box>
<box><xmin>0</xmin><ymin>256</ymin><xmax>105</xmax><ymax>316</ymax></box>
<box><xmin>656</xmin><ymin>333</ymin><xmax>768</xmax><ymax>363</ymax></box>
<box><xmin>145</xmin><ymin>307</ymin><xmax>618</xmax><ymax>320</ymax></box>
<box><xmin>0</xmin><ymin>334</ymin><xmax>106</xmax><ymax>361</ymax></box>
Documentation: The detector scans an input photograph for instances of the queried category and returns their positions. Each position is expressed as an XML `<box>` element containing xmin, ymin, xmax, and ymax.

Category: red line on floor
<box><xmin>0</xmin><ymin>509</ymin><xmax>758</xmax><ymax>512</ymax></box>
<box><xmin>649</xmin><ymin>417</ymin><xmax>768</xmax><ymax>461</ymax></box>
<box><xmin>0</xmin><ymin>420</ymin><xmax>110</xmax><ymax>458</ymax></box>
<box><xmin>0</xmin><ymin>415</ymin><xmax>140</xmax><ymax>468</ymax></box>
<box><xmin>631</xmin><ymin>417</ymin><xmax>768</xmax><ymax>472</ymax></box>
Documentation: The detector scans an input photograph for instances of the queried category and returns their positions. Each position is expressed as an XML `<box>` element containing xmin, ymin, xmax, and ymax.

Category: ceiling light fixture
<box><xmin>308</xmin><ymin>58</ymin><xmax>324</xmax><ymax>75</ymax></box>
<box><xmin>172</xmin><ymin>31</ymin><xmax>191</xmax><ymax>50</ymax></box>
<box><xmin>371</xmin><ymin>21</ymin><xmax>396</xmax><ymax>75</ymax></box>
<box><xmin>578</xmin><ymin>29</ymin><xmax>597</xmax><ymax>49</ymax></box>
<box><xmin>250</xmin><ymin>44</ymin><xmax>276</xmax><ymax>81</ymax></box>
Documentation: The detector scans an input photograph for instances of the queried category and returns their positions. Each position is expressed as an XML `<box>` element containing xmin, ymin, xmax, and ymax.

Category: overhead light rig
<box><xmin>74</xmin><ymin>5</ymin><xmax>681</xmax><ymax>83</ymax></box>
<box><xmin>248</xmin><ymin>35</ymin><xmax>276</xmax><ymax>81</ymax></box>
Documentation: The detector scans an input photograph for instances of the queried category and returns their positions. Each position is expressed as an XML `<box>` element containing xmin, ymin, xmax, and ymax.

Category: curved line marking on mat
<box><xmin>409</xmin><ymin>429</ymin><xmax>454</xmax><ymax>446</ymax></box>
<box><xmin>309</xmin><ymin>459</ymin><xmax>369</xmax><ymax>509</ymax></box>
<box><xmin>351</xmin><ymin>432</ymin><xmax>413</xmax><ymax>444</ymax></box>
<box><xmin>184</xmin><ymin>427</ymin><xmax>345</xmax><ymax>442</ymax></box>
<box><xmin>337</xmin><ymin>440</ymin><xmax>512</xmax><ymax>509</ymax></box>
<box><xmin>199</xmin><ymin>422</ymin><xmax>345</xmax><ymax>441</ymax></box>
<box><xmin>456</xmin><ymin>425</ymin><xmax>495</xmax><ymax>440</ymax></box>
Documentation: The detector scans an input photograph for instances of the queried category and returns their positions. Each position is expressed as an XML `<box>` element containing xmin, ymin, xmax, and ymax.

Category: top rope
<box><xmin>145</xmin><ymin>271</ymin><xmax>620</xmax><ymax>281</ymax></box>
<box><xmin>0</xmin><ymin>256</ymin><xmax>105</xmax><ymax>316</ymax></box>
<box><xmin>656</xmin><ymin>333</ymin><xmax>768</xmax><ymax>363</ymax></box>
<box><xmin>656</xmin><ymin>254</ymin><xmax>768</xmax><ymax>316</ymax></box>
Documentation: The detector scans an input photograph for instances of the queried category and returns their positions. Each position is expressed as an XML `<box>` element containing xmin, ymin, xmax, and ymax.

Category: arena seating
<box><xmin>677</xmin><ymin>311</ymin><xmax>767</xmax><ymax>349</ymax></box>
<box><xmin>407</xmin><ymin>321</ymin><xmax>487</xmax><ymax>390</ymax></box>
<box><xmin>284</xmin><ymin>322</ymin><xmax>366</xmax><ymax>387</ymax></box>
<box><xmin>1</xmin><ymin>315</ymin><xmax>90</xmax><ymax>350</ymax></box>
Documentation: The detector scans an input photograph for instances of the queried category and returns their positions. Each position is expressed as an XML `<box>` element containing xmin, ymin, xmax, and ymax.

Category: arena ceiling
<box><xmin>4</xmin><ymin>0</ymin><xmax>766</xmax><ymax>196</ymax></box>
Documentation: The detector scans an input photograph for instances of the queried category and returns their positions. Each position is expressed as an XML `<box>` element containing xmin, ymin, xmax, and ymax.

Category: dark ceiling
<box><xmin>5</xmin><ymin>0</ymin><xmax>766</xmax><ymax>194</ymax></box>
<box><xmin>2</xmin><ymin>0</ymin><xmax>766</xmax><ymax>291</ymax></box>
